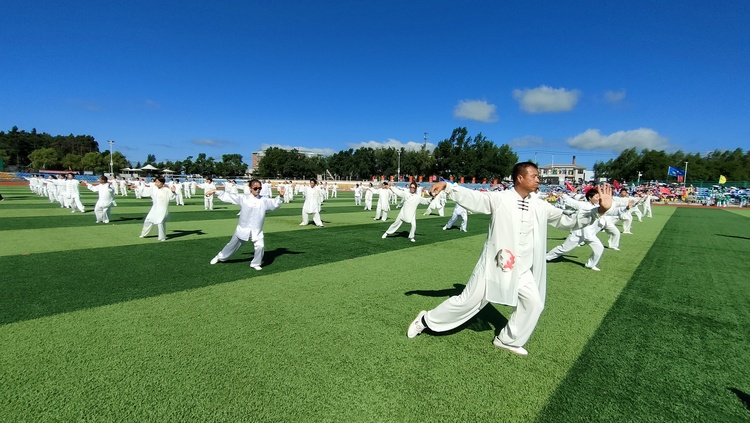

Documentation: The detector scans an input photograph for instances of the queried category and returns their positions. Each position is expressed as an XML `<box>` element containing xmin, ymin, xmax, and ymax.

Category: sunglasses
<box><xmin>251</xmin><ymin>187</ymin><xmax>262</xmax><ymax>191</ymax></box>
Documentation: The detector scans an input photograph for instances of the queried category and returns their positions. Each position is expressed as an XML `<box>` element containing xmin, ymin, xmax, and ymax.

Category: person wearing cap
<box><xmin>406</xmin><ymin>162</ymin><xmax>613</xmax><ymax>356</ymax></box>
<box><xmin>382</xmin><ymin>182</ymin><xmax>432</xmax><ymax>242</ymax></box>
<box><xmin>207</xmin><ymin>179</ymin><xmax>284</xmax><ymax>270</ymax></box>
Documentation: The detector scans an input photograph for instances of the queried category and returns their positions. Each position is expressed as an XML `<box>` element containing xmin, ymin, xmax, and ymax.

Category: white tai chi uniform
<box><xmin>423</xmin><ymin>184</ymin><xmax>601</xmax><ymax>349</ymax></box>
<box><xmin>86</xmin><ymin>181</ymin><xmax>115</xmax><ymax>223</ymax></box>
<box><xmin>443</xmin><ymin>203</ymin><xmax>468</xmax><ymax>232</ymax></box>
<box><xmin>382</xmin><ymin>187</ymin><xmax>432</xmax><ymax>241</ymax></box>
<box><xmin>374</xmin><ymin>187</ymin><xmax>391</xmax><ymax>220</ymax></box>
<box><xmin>199</xmin><ymin>182</ymin><xmax>216</xmax><ymax>210</ymax></box>
<box><xmin>364</xmin><ymin>185</ymin><xmax>374</xmax><ymax>210</ymax></box>
<box><xmin>424</xmin><ymin>191</ymin><xmax>446</xmax><ymax>216</ymax></box>
<box><xmin>300</xmin><ymin>185</ymin><xmax>325</xmax><ymax>227</ymax></box>
<box><xmin>212</xmin><ymin>190</ymin><xmax>283</xmax><ymax>268</ymax></box>
<box><xmin>65</xmin><ymin>177</ymin><xmax>85</xmax><ymax>213</ymax></box>
<box><xmin>140</xmin><ymin>184</ymin><xmax>175</xmax><ymax>241</ymax></box>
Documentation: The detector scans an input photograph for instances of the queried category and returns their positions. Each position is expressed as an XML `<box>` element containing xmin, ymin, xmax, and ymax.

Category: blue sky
<box><xmin>2</xmin><ymin>0</ymin><xmax>749</xmax><ymax>170</ymax></box>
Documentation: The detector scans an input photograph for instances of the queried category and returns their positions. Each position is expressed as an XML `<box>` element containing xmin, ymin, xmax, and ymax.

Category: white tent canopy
<box><xmin>139</xmin><ymin>164</ymin><xmax>159</xmax><ymax>171</ymax></box>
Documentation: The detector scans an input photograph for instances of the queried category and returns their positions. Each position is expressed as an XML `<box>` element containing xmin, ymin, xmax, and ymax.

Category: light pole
<box><xmin>397</xmin><ymin>149</ymin><xmax>401</xmax><ymax>183</ymax></box>
<box><xmin>684</xmin><ymin>161</ymin><xmax>689</xmax><ymax>186</ymax></box>
<box><xmin>637</xmin><ymin>171</ymin><xmax>642</xmax><ymax>186</ymax></box>
<box><xmin>108</xmin><ymin>140</ymin><xmax>115</xmax><ymax>177</ymax></box>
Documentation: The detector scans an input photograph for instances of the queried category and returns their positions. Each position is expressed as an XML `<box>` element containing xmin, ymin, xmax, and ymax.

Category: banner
<box><xmin>668</xmin><ymin>166</ymin><xmax>685</xmax><ymax>177</ymax></box>
<box><xmin>564</xmin><ymin>180</ymin><xmax>575</xmax><ymax>192</ymax></box>
<box><xmin>719</xmin><ymin>175</ymin><xmax>727</xmax><ymax>184</ymax></box>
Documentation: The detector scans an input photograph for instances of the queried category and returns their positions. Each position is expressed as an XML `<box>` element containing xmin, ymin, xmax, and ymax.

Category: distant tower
<box><xmin>424</xmin><ymin>131</ymin><xmax>428</xmax><ymax>144</ymax></box>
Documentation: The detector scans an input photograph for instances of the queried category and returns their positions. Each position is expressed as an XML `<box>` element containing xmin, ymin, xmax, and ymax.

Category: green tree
<box><xmin>28</xmin><ymin>148</ymin><xmax>59</xmax><ymax>170</ymax></box>
<box><xmin>81</xmin><ymin>152</ymin><xmax>105</xmax><ymax>173</ymax></box>
<box><xmin>61</xmin><ymin>153</ymin><xmax>83</xmax><ymax>171</ymax></box>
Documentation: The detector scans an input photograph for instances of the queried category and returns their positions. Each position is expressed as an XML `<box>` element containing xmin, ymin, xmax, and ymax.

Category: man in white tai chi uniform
<box><xmin>139</xmin><ymin>176</ymin><xmax>176</xmax><ymax>241</ymax></box>
<box><xmin>198</xmin><ymin>178</ymin><xmax>217</xmax><ymax>210</ymax></box>
<box><xmin>406</xmin><ymin>162</ymin><xmax>613</xmax><ymax>356</ymax></box>
<box><xmin>65</xmin><ymin>173</ymin><xmax>85</xmax><ymax>213</ymax></box>
<box><xmin>300</xmin><ymin>179</ymin><xmax>325</xmax><ymax>227</ymax></box>
<box><xmin>374</xmin><ymin>182</ymin><xmax>392</xmax><ymax>221</ymax></box>
<box><xmin>208</xmin><ymin>179</ymin><xmax>284</xmax><ymax>270</ymax></box>
<box><xmin>85</xmin><ymin>175</ymin><xmax>116</xmax><ymax>224</ymax></box>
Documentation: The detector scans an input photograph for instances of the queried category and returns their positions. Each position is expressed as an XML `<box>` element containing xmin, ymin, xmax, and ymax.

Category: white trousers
<box><xmin>216</xmin><ymin>234</ymin><xmax>264</xmax><ymax>267</ymax></box>
<box><xmin>141</xmin><ymin>221</ymin><xmax>167</xmax><ymax>241</ymax></box>
<box><xmin>384</xmin><ymin>217</ymin><xmax>416</xmax><ymax>239</ymax></box>
<box><xmin>445</xmin><ymin>210</ymin><xmax>468</xmax><ymax>231</ymax></box>
<box><xmin>374</xmin><ymin>207</ymin><xmax>388</xmax><ymax>221</ymax></box>
<box><xmin>425</xmin><ymin>268</ymin><xmax>542</xmax><ymax>347</ymax></box>
<box><xmin>301</xmin><ymin>211</ymin><xmax>323</xmax><ymax>226</ymax></box>
<box><xmin>94</xmin><ymin>202</ymin><xmax>111</xmax><ymax>223</ymax></box>
<box><xmin>546</xmin><ymin>233</ymin><xmax>604</xmax><ymax>268</ymax></box>
<box><xmin>602</xmin><ymin>221</ymin><xmax>620</xmax><ymax>249</ymax></box>
<box><xmin>204</xmin><ymin>196</ymin><xmax>214</xmax><ymax>210</ymax></box>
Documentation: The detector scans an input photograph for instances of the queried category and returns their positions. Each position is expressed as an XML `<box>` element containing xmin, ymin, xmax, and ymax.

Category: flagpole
<box><xmin>684</xmin><ymin>162</ymin><xmax>688</xmax><ymax>187</ymax></box>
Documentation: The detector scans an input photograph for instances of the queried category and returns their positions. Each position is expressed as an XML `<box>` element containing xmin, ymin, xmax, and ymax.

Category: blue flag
<box><xmin>668</xmin><ymin>166</ymin><xmax>685</xmax><ymax>177</ymax></box>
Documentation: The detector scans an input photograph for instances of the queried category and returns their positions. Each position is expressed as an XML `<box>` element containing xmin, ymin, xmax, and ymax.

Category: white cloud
<box><xmin>69</xmin><ymin>99</ymin><xmax>102</xmax><ymax>112</ymax></box>
<box><xmin>453</xmin><ymin>100</ymin><xmax>499</xmax><ymax>122</ymax></box>
<box><xmin>193</xmin><ymin>139</ymin><xmax>223</xmax><ymax>147</ymax></box>
<box><xmin>259</xmin><ymin>143</ymin><xmax>337</xmax><ymax>156</ymax></box>
<box><xmin>347</xmin><ymin>138</ymin><xmax>436</xmax><ymax>152</ymax></box>
<box><xmin>509</xmin><ymin>135</ymin><xmax>544</xmax><ymax>147</ymax></box>
<box><xmin>567</xmin><ymin>128</ymin><xmax>669</xmax><ymax>152</ymax></box>
<box><xmin>604</xmin><ymin>90</ymin><xmax>626</xmax><ymax>104</ymax></box>
<box><xmin>512</xmin><ymin>86</ymin><xmax>580</xmax><ymax>113</ymax></box>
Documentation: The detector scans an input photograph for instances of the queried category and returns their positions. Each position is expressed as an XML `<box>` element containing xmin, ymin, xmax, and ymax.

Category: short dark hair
<box><xmin>310</xmin><ymin>179</ymin><xmax>317</xmax><ymax>184</ymax></box>
<box><xmin>155</xmin><ymin>176</ymin><xmax>166</xmax><ymax>184</ymax></box>
<box><xmin>100</xmin><ymin>175</ymin><xmax>108</xmax><ymax>182</ymax></box>
<box><xmin>409</xmin><ymin>182</ymin><xmax>417</xmax><ymax>188</ymax></box>
<box><xmin>585</xmin><ymin>188</ymin><xmax>599</xmax><ymax>200</ymax></box>
<box><xmin>249</xmin><ymin>178</ymin><xmax>261</xmax><ymax>187</ymax></box>
<box><xmin>511</xmin><ymin>162</ymin><xmax>538</xmax><ymax>184</ymax></box>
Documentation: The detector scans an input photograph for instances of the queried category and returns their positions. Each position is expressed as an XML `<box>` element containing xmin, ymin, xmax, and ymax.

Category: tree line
<box><xmin>258</xmin><ymin>127</ymin><xmax>519</xmax><ymax>181</ymax></box>
<box><xmin>3</xmin><ymin>125</ymin><xmax>747</xmax><ymax>182</ymax></box>
<box><xmin>593</xmin><ymin>147</ymin><xmax>750</xmax><ymax>183</ymax></box>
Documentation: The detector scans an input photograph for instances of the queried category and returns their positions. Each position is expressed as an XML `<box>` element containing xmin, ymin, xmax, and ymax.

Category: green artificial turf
<box><xmin>1</xmin><ymin>185</ymin><xmax>748</xmax><ymax>422</ymax></box>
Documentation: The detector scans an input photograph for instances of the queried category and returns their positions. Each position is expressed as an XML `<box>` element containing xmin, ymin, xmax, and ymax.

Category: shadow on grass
<box><xmin>728</xmin><ymin>387</ymin><xmax>750</xmax><ymax>412</ymax></box>
<box><xmin>168</xmin><ymin>229</ymin><xmax>207</xmax><ymax>239</ymax></box>
<box><xmin>716</xmin><ymin>234</ymin><xmax>750</xmax><ymax>240</ymax></box>
<box><xmin>404</xmin><ymin>283</ymin><xmax>509</xmax><ymax>336</ymax></box>
<box><xmin>0</xmin><ymin>221</ymin><xmax>477</xmax><ymax>325</ymax></box>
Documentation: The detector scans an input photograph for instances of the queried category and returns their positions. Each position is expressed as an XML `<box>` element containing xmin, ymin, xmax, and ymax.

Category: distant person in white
<box><xmin>374</xmin><ymin>182</ymin><xmax>392</xmax><ymax>221</ymax></box>
<box><xmin>443</xmin><ymin>203</ymin><xmax>468</xmax><ymax>232</ymax></box>
<box><xmin>65</xmin><ymin>173</ymin><xmax>85</xmax><ymax>213</ymax></box>
<box><xmin>139</xmin><ymin>176</ymin><xmax>176</xmax><ymax>241</ymax></box>
<box><xmin>85</xmin><ymin>175</ymin><xmax>116</xmax><ymax>223</ymax></box>
<box><xmin>199</xmin><ymin>178</ymin><xmax>217</xmax><ymax>210</ymax></box>
<box><xmin>208</xmin><ymin>179</ymin><xmax>284</xmax><ymax>270</ymax></box>
<box><xmin>364</xmin><ymin>182</ymin><xmax>375</xmax><ymax>210</ymax></box>
<box><xmin>300</xmin><ymin>179</ymin><xmax>325</xmax><ymax>227</ymax></box>
<box><xmin>382</xmin><ymin>182</ymin><xmax>432</xmax><ymax>242</ymax></box>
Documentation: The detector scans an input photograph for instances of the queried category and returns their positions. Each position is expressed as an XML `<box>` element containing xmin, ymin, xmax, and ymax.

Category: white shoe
<box><xmin>585</xmin><ymin>264</ymin><xmax>601</xmax><ymax>271</ymax></box>
<box><xmin>382</xmin><ymin>233</ymin><xmax>388</xmax><ymax>239</ymax></box>
<box><xmin>251</xmin><ymin>265</ymin><xmax>262</xmax><ymax>271</ymax></box>
<box><xmin>442</xmin><ymin>226</ymin><xmax>448</xmax><ymax>230</ymax></box>
<box><xmin>493</xmin><ymin>337</ymin><xmax>528</xmax><ymax>356</ymax></box>
<box><xmin>610</xmin><ymin>247</ymin><xmax>620</xmax><ymax>251</ymax></box>
<box><xmin>210</xmin><ymin>256</ymin><xmax>220</xmax><ymax>265</ymax></box>
<box><xmin>407</xmin><ymin>310</ymin><xmax>427</xmax><ymax>338</ymax></box>
<box><xmin>409</xmin><ymin>238</ymin><xmax>415</xmax><ymax>242</ymax></box>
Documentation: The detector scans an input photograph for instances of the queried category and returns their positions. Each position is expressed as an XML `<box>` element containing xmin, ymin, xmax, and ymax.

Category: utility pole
<box><xmin>108</xmin><ymin>140</ymin><xmax>115</xmax><ymax>177</ymax></box>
